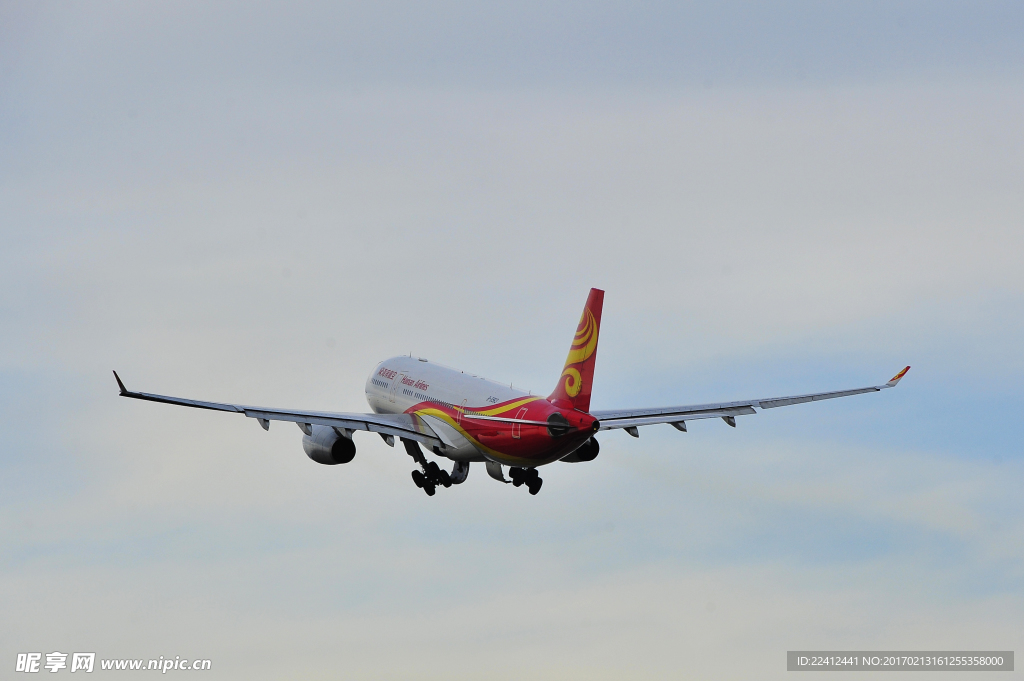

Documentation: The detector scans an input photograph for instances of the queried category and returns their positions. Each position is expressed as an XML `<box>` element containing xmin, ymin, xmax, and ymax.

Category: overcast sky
<box><xmin>2</xmin><ymin>2</ymin><xmax>1023</xmax><ymax>679</ymax></box>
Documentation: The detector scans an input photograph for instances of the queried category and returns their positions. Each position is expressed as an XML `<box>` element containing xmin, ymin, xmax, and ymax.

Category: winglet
<box><xmin>886</xmin><ymin>366</ymin><xmax>910</xmax><ymax>387</ymax></box>
<box><xmin>113</xmin><ymin>370</ymin><xmax>128</xmax><ymax>395</ymax></box>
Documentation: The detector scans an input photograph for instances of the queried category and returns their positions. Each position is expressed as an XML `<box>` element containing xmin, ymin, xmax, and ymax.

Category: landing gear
<box><xmin>425</xmin><ymin>461</ymin><xmax>452</xmax><ymax>488</ymax></box>
<box><xmin>509</xmin><ymin>467</ymin><xmax>543</xmax><ymax>495</ymax></box>
<box><xmin>410</xmin><ymin>469</ymin><xmax>436</xmax><ymax>495</ymax></box>
<box><xmin>411</xmin><ymin>469</ymin><xmax>428</xmax><ymax>488</ymax></box>
<box><xmin>409</xmin><ymin>462</ymin><xmax>450</xmax><ymax>495</ymax></box>
<box><xmin>402</xmin><ymin>438</ymin><xmax>466</xmax><ymax>496</ymax></box>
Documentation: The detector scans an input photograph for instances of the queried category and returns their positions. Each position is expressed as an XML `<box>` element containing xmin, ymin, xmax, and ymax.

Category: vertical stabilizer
<box><xmin>549</xmin><ymin>288</ymin><xmax>604</xmax><ymax>412</ymax></box>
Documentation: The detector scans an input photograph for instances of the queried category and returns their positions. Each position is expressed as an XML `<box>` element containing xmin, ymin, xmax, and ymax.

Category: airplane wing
<box><xmin>591</xmin><ymin>366</ymin><xmax>910</xmax><ymax>434</ymax></box>
<box><xmin>112</xmin><ymin>371</ymin><xmax>444</xmax><ymax>449</ymax></box>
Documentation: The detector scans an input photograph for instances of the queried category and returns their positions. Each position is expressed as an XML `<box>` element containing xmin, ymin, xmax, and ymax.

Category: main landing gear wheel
<box><xmin>404</xmin><ymin>438</ymin><xmax>468</xmax><ymax>497</ymax></box>
<box><xmin>424</xmin><ymin>461</ymin><xmax>453</xmax><ymax>488</ymax></box>
<box><xmin>413</xmin><ymin>461</ymin><xmax>455</xmax><ymax>496</ymax></box>
<box><xmin>510</xmin><ymin>467</ymin><xmax>543</xmax><ymax>495</ymax></box>
<box><xmin>412</xmin><ymin>469</ymin><xmax>436</xmax><ymax>496</ymax></box>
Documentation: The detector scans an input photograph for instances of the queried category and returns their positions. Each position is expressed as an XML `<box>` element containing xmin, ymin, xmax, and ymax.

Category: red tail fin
<box><xmin>549</xmin><ymin>288</ymin><xmax>604</xmax><ymax>412</ymax></box>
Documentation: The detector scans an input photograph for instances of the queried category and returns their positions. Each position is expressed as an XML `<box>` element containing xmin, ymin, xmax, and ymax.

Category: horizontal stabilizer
<box><xmin>462</xmin><ymin>412</ymin><xmax>572</xmax><ymax>428</ymax></box>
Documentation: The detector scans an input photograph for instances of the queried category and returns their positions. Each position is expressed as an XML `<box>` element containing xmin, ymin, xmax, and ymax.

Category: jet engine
<box><xmin>302</xmin><ymin>425</ymin><xmax>356</xmax><ymax>465</ymax></box>
<box><xmin>560</xmin><ymin>436</ymin><xmax>599</xmax><ymax>463</ymax></box>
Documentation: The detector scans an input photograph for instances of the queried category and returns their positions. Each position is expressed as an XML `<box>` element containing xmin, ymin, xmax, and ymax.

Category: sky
<box><xmin>1</xmin><ymin>2</ymin><xmax>1023</xmax><ymax>678</ymax></box>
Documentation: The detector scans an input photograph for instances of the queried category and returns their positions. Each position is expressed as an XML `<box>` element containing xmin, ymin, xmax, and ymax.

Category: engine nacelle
<box><xmin>560</xmin><ymin>436</ymin><xmax>599</xmax><ymax>463</ymax></box>
<box><xmin>302</xmin><ymin>425</ymin><xmax>356</xmax><ymax>465</ymax></box>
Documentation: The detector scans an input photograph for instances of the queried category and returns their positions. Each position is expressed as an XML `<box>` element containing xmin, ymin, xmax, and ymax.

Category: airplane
<box><xmin>114</xmin><ymin>288</ymin><xmax>910</xmax><ymax>496</ymax></box>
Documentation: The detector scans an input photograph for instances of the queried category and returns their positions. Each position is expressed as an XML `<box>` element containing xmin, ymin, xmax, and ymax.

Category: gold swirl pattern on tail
<box><xmin>561</xmin><ymin>367</ymin><xmax>582</xmax><ymax>397</ymax></box>
<box><xmin>559</xmin><ymin>308</ymin><xmax>598</xmax><ymax>397</ymax></box>
<box><xmin>564</xmin><ymin>309</ymin><xmax>598</xmax><ymax>365</ymax></box>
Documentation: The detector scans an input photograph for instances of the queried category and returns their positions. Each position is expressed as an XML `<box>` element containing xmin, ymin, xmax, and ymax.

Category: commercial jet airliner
<box><xmin>114</xmin><ymin>288</ymin><xmax>909</xmax><ymax>496</ymax></box>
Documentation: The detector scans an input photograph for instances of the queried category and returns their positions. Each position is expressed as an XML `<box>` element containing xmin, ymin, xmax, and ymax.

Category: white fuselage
<box><xmin>365</xmin><ymin>356</ymin><xmax>529</xmax><ymax>415</ymax></box>
<box><xmin>364</xmin><ymin>356</ymin><xmax>533</xmax><ymax>461</ymax></box>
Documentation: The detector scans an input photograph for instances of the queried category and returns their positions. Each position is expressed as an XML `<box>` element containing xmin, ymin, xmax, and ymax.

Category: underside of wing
<box><xmin>591</xmin><ymin>367</ymin><xmax>910</xmax><ymax>432</ymax></box>
<box><xmin>113</xmin><ymin>371</ymin><xmax>444</xmax><ymax>448</ymax></box>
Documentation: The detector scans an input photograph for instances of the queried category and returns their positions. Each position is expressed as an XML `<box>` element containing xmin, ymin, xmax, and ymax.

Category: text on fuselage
<box><xmin>377</xmin><ymin>368</ymin><xmax>429</xmax><ymax>391</ymax></box>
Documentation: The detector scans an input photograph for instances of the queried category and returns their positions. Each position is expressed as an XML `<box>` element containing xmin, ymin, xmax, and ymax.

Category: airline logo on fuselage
<box><xmin>401</xmin><ymin>376</ymin><xmax>430</xmax><ymax>390</ymax></box>
<box><xmin>377</xmin><ymin>367</ymin><xmax>429</xmax><ymax>391</ymax></box>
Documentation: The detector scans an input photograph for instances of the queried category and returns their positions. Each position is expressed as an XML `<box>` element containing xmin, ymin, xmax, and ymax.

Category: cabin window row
<box><xmin>413</xmin><ymin>391</ymin><xmax>453</xmax><ymax>409</ymax></box>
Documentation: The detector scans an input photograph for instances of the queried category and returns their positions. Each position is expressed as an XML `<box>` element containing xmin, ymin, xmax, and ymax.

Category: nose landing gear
<box><xmin>508</xmin><ymin>467</ymin><xmax>543</xmax><ymax>495</ymax></box>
